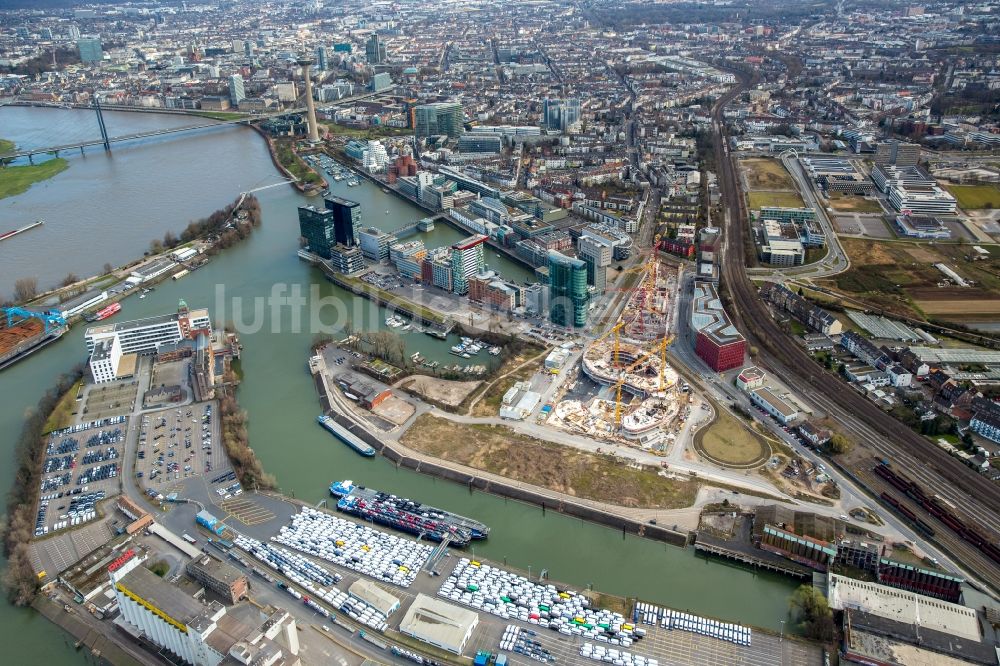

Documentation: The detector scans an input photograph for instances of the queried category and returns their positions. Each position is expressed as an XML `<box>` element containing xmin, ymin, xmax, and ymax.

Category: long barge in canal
<box><xmin>317</xmin><ymin>416</ymin><xmax>376</xmax><ymax>457</ymax></box>
<box><xmin>330</xmin><ymin>479</ymin><xmax>490</xmax><ymax>546</ymax></box>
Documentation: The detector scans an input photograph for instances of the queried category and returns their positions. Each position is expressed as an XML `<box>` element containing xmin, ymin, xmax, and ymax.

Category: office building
<box><xmin>450</xmin><ymin>235</ymin><xmax>487</xmax><ymax>295</ymax></box>
<box><xmin>85</xmin><ymin>301</ymin><xmax>211</xmax><ymax>357</ymax></box>
<box><xmin>457</xmin><ymin>134</ymin><xmax>503</xmax><ymax>153</ymax></box>
<box><xmin>89</xmin><ymin>336</ymin><xmax>128</xmax><ymax>384</ymax></box>
<box><xmin>371</xmin><ymin>72</ymin><xmax>393</xmax><ymax>92</ymax></box>
<box><xmin>691</xmin><ymin>281</ymin><xmax>745</xmax><ymax>371</ymax></box>
<box><xmin>109</xmin><ymin>549</ymin><xmax>296</xmax><ymax>666</ymax></box>
<box><xmin>543</xmin><ymin>98</ymin><xmax>581</xmax><ymax>131</ymax></box>
<box><xmin>329</xmin><ymin>245</ymin><xmax>366</xmax><ymax>274</ymax></box>
<box><xmin>77</xmin><ymin>37</ymin><xmax>103</xmax><ymax>64</ymax></box>
<box><xmin>414</xmin><ymin>102</ymin><xmax>464</xmax><ymax>139</ymax></box>
<box><xmin>298</xmin><ymin>205</ymin><xmax>336</xmax><ymax>259</ymax></box>
<box><xmin>358</xmin><ymin>227</ymin><xmax>393</xmax><ymax>261</ymax></box>
<box><xmin>324</xmin><ymin>196</ymin><xmax>362</xmax><ymax>247</ymax></box>
<box><xmin>67</xmin><ymin>23</ymin><xmax>81</xmax><ymax>40</ymax></box>
<box><xmin>577</xmin><ymin>235</ymin><xmax>612</xmax><ymax>294</ymax></box>
<box><xmin>362</xmin><ymin>140</ymin><xmax>389</xmax><ymax>172</ymax></box>
<box><xmin>547</xmin><ymin>250</ymin><xmax>589</xmax><ymax>328</ymax></box>
<box><xmin>228</xmin><ymin>74</ymin><xmax>245</xmax><ymax>107</ymax></box>
<box><xmin>875</xmin><ymin>140</ymin><xmax>920</xmax><ymax>168</ymax></box>
<box><xmin>315</xmin><ymin>45</ymin><xmax>328</xmax><ymax>71</ymax></box>
<box><xmin>365</xmin><ymin>33</ymin><xmax>386</xmax><ymax>64</ymax></box>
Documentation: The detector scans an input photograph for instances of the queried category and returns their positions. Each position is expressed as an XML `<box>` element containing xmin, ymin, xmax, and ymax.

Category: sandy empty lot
<box><xmin>398</xmin><ymin>374</ymin><xmax>481</xmax><ymax>407</ymax></box>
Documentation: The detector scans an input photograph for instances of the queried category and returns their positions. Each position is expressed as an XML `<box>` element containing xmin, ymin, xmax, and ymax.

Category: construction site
<box><xmin>547</xmin><ymin>251</ymin><xmax>687</xmax><ymax>451</ymax></box>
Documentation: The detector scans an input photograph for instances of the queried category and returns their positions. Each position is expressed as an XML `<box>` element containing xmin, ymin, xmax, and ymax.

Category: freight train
<box><xmin>874</xmin><ymin>463</ymin><xmax>1000</xmax><ymax>565</ymax></box>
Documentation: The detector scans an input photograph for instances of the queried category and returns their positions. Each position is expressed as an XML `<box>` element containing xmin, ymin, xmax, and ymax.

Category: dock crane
<box><xmin>612</xmin><ymin>334</ymin><xmax>675</xmax><ymax>428</ymax></box>
<box><xmin>3</xmin><ymin>306</ymin><xmax>67</xmax><ymax>335</ymax></box>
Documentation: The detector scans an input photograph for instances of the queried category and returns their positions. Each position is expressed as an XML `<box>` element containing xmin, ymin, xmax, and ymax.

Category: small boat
<box><xmin>385</xmin><ymin>209</ymin><xmax>390</xmax><ymax>214</ymax></box>
<box><xmin>138</xmin><ymin>294</ymin><xmax>146</xmax><ymax>299</ymax></box>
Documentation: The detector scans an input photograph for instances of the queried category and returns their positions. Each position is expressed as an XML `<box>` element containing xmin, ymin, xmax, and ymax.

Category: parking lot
<box><xmin>81</xmin><ymin>381</ymin><xmax>139</xmax><ymax>420</ymax></box>
<box><xmin>134</xmin><ymin>402</ymin><xmax>223</xmax><ymax>490</ymax></box>
<box><xmin>35</xmin><ymin>417</ymin><xmax>127</xmax><ymax>537</ymax></box>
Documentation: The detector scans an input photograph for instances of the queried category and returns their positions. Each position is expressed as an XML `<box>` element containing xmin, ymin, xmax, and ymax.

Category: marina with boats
<box><xmin>330</xmin><ymin>479</ymin><xmax>491</xmax><ymax>546</ymax></box>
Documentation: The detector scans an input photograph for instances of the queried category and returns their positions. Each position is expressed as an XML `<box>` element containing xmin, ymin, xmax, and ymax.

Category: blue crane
<box><xmin>3</xmin><ymin>307</ymin><xmax>67</xmax><ymax>335</ymax></box>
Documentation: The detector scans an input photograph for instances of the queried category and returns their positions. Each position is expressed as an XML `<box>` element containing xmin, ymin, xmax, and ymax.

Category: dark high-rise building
<box><xmin>315</xmin><ymin>45</ymin><xmax>328</xmax><ymax>71</ymax></box>
<box><xmin>547</xmin><ymin>250</ymin><xmax>589</xmax><ymax>328</ymax></box>
<box><xmin>298</xmin><ymin>205</ymin><xmax>336</xmax><ymax>259</ymax></box>
<box><xmin>365</xmin><ymin>33</ymin><xmax>386</xmax><ymax>64</ymax></box>
<box><xmin>324</xmin><ymin>196</ymin><xmax>362</xmax><ymax>247</ymax></box>
<box><xmin>414</xmin><ymin>102</ymin><xmax>464</xmax><ymax>139</ymax></box>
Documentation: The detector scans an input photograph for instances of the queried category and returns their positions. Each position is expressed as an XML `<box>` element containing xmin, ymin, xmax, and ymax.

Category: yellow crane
<box><xmin>612</xmin><ymin>334</ymin><xmax>675</xmax><ymax>428</ymax></box>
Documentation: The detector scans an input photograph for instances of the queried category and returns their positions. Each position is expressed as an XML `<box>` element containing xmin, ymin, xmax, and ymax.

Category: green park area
<box><xmin>0</xmin><ymin>138</ymin><xmax>14</xmax><ymax>155</ymax></box>
<box><xmin>945</xmin><ymin>183</ymin><xmax>1000</xmax><ymax>210</ymax></box>
<box><xmin>695</xmin><ymin>401</ymin><xmax>770</xmax><ymax>467</ymax></box>
<box><xmin>0</xmin><ymin>158</ymin><xmax>69</xmax><ymax>201</ymax></box>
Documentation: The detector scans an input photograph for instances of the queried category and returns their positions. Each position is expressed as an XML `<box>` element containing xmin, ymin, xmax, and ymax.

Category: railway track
<box><xmin>709</xmin><ymin>70</ymin><xmax>1000</xmax><ymax>592</ymax></box>
<box><xmin>854</xmin><ymin>466</ymin><xmax>1000</xmax><ymax>594</ymax></box>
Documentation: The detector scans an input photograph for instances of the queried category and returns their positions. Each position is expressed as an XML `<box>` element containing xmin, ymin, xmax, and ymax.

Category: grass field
<box><xmin>944</xmin><ymin>183</ymin><xmax>1000</xmax><ymax>210</ymax></box>
<box><xmin>741</xmin><ymin>158</ymin><xmax>796</xmax><ymax>190</ymax></box>
<box><xmin>748</xmin><ymin>190</ymin><xmax>804</xmax><ymax>210</ymax></box>
<box><xmin>0</xmin><ymin>138</ymin><xmax>14</xmax><ymax>155</ymax></box>
<box><xmin>0</xmin><ymin>158</ymin><xmax>68</xmax><ymax>200</ymax></box>
<box><xmin>696</xmin><ymin>404</ymin><xmax>769</xmax><ymax>467</ymax></box>
<box><xmin>43</xmin><ymin>379</ymin><xmax>82</xmax><ymax>433</ymax></box>
<box><xmin>400</xmin><ymin>414</ymin><xmax>701</xmax><ymax>509</ymax></box>
<box><xmin>827</xmin><ymin>192</ymin><xmax>883</xmax><ymax>213</ymax></box>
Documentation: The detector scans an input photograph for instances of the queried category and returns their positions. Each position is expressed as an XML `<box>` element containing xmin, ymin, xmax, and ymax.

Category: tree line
<box><xmin>218</xmin><ymin>386</ymin><xmax>276</xmax><ymax>492</ymax></box>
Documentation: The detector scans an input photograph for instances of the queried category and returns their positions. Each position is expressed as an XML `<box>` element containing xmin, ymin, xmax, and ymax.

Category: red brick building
<box><xmin>691</xmin><ymin>281</ymin><xmax>746</xmax><ymax>372</ymax></box>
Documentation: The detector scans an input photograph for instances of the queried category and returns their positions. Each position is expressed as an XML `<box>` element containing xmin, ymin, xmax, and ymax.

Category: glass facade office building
<box><xmin>547</xmin><ymin>250</ymin><xmax>589</xmax><ymax>328</ymax></box>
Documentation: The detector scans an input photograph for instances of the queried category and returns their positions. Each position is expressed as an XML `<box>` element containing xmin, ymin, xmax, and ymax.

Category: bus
<box><xmin>181</xmin><ymin>533</ymin><xmax>197</xmax><ymax>544</ymax></box>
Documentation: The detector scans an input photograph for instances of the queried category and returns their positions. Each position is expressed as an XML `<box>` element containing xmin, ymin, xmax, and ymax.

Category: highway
<box><xmin>709</xmin><ymin>69</ymin><xmax>1000</xmax><ymax>596</ymax></box>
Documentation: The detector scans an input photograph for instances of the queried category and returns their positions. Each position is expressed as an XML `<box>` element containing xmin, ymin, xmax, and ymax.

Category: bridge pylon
<box><xmin>93</xmin><ymin>97</ymin><xmax>111</xmax><ymax>151</ymax></box>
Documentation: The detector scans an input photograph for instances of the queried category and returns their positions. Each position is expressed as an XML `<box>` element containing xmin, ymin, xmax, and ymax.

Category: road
<box><xmin>709</xmin><ymin>66</ymin><xmax>1000</xmax><ymax>596</ymax></box>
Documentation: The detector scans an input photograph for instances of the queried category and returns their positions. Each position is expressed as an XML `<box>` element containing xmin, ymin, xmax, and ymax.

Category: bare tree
<box><xmin>61</xmin><ymin>273</ymin><xmax>79</xmax><ymax>287</ymax></box>
<box><xmin>102</xmin><ymin>262</ymin><xmax>114</xmax><ymax>275</ymax></box>
<box><xmin>13</xmin><ymin>277</ymin><xmax>38</xmax><ymax>303</ymax></box>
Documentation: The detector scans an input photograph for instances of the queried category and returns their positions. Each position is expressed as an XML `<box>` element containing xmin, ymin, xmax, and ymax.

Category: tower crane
<box><xmin>612</xmin><ymin>334</ymin><xmax>675</xmax><ymax>428</ymax></box>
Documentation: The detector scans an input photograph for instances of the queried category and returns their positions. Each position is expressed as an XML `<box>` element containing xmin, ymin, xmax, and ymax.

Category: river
<box><xmin>0</xmin><ymin>108</ymin><xmax>798</xmax><ymax>665</ymax></box>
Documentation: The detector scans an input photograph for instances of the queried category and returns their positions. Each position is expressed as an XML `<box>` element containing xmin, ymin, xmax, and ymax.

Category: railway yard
<box><xmin>712</xmin><ymin>70</ymin><xmax>1000</xmax><ymax>595</ymax></box>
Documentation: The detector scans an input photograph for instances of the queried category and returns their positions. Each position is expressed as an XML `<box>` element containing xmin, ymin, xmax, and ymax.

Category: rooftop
<box><xmin>118</xmin><ymin>564</ymin><xmax>204</xmax><ymax>626</ymax></box>
<box><xmin>827</xmin><ymin>573</ymin><xmax>980</xmax><ymax>641</ymax></box>
<box><xmin>691</xmin><ymin>281</ymin><xmax>744</xmax><ymax>346</ymax></box>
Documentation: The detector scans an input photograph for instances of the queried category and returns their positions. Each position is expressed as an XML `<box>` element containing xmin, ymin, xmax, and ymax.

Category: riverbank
<box><xmin>0</xmin><ymin>138</ymin><xmax>13</xmax><ymax>155</ymax></box>
<box><xmin>252</xmin><ymin>125</ymin><xmax>325</xmax><ymax>194</ymax></box>
<box><xmin>0</xmin><ymin>158</ymin><xmax>68</xmax><ymax>200</ymax></box>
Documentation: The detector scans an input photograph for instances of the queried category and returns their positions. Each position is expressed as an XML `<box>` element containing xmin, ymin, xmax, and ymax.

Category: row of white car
<box><xmin>272</xmin><ymin>507</ymin><xmax>433</xmax><ymax>588</ymax></box>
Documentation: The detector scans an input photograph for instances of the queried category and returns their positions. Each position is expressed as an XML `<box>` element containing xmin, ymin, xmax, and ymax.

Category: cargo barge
<box><xmin>330</xmin><ymin>479</ymin><xmax>490</xmax><ymax>544</ymax></box>
<box><xmin>0</xmin><ymin>220</ymin><xmax>43</xmax><ymax>243</ymax></box>
<box><xmin>316</xmin><ymin>415</ymin><xmax>376</xmax><ymax>457</ymax></box>
<box><xmin>0</xmin><ymin>318</ymin><xmax>67</xmax><ymax>372</ymax></box>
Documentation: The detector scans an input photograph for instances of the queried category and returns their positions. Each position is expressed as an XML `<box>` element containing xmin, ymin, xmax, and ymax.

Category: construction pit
<box><xmin>546</xmin><ymin>340</ymin><xmax>685</xmax><ymax>451</ymax></box>
<box><xmin>620</xmin><ymin>259</ymin><xmax>679</xmax><ymax>342</ymax></box>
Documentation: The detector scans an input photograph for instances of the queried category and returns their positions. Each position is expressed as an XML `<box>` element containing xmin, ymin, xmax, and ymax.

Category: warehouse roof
<box><xmin>118</xmin><ymin>565</ymin><xmax>203</xmax><ymax>625</ymax></box>
<box><xmin>348</xmin><ymin>579</ymin><xmax>400</xmax><ymax>617</ymax></box>
<box><xmin>827</xmin><ymin>574</ymin><xmax>980</xmax><ymax>641</ymax></box>
<box><xmin>399</xmin><ymin>593</ymin><xmax>479</xmax><ymax>654</ymax></box>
